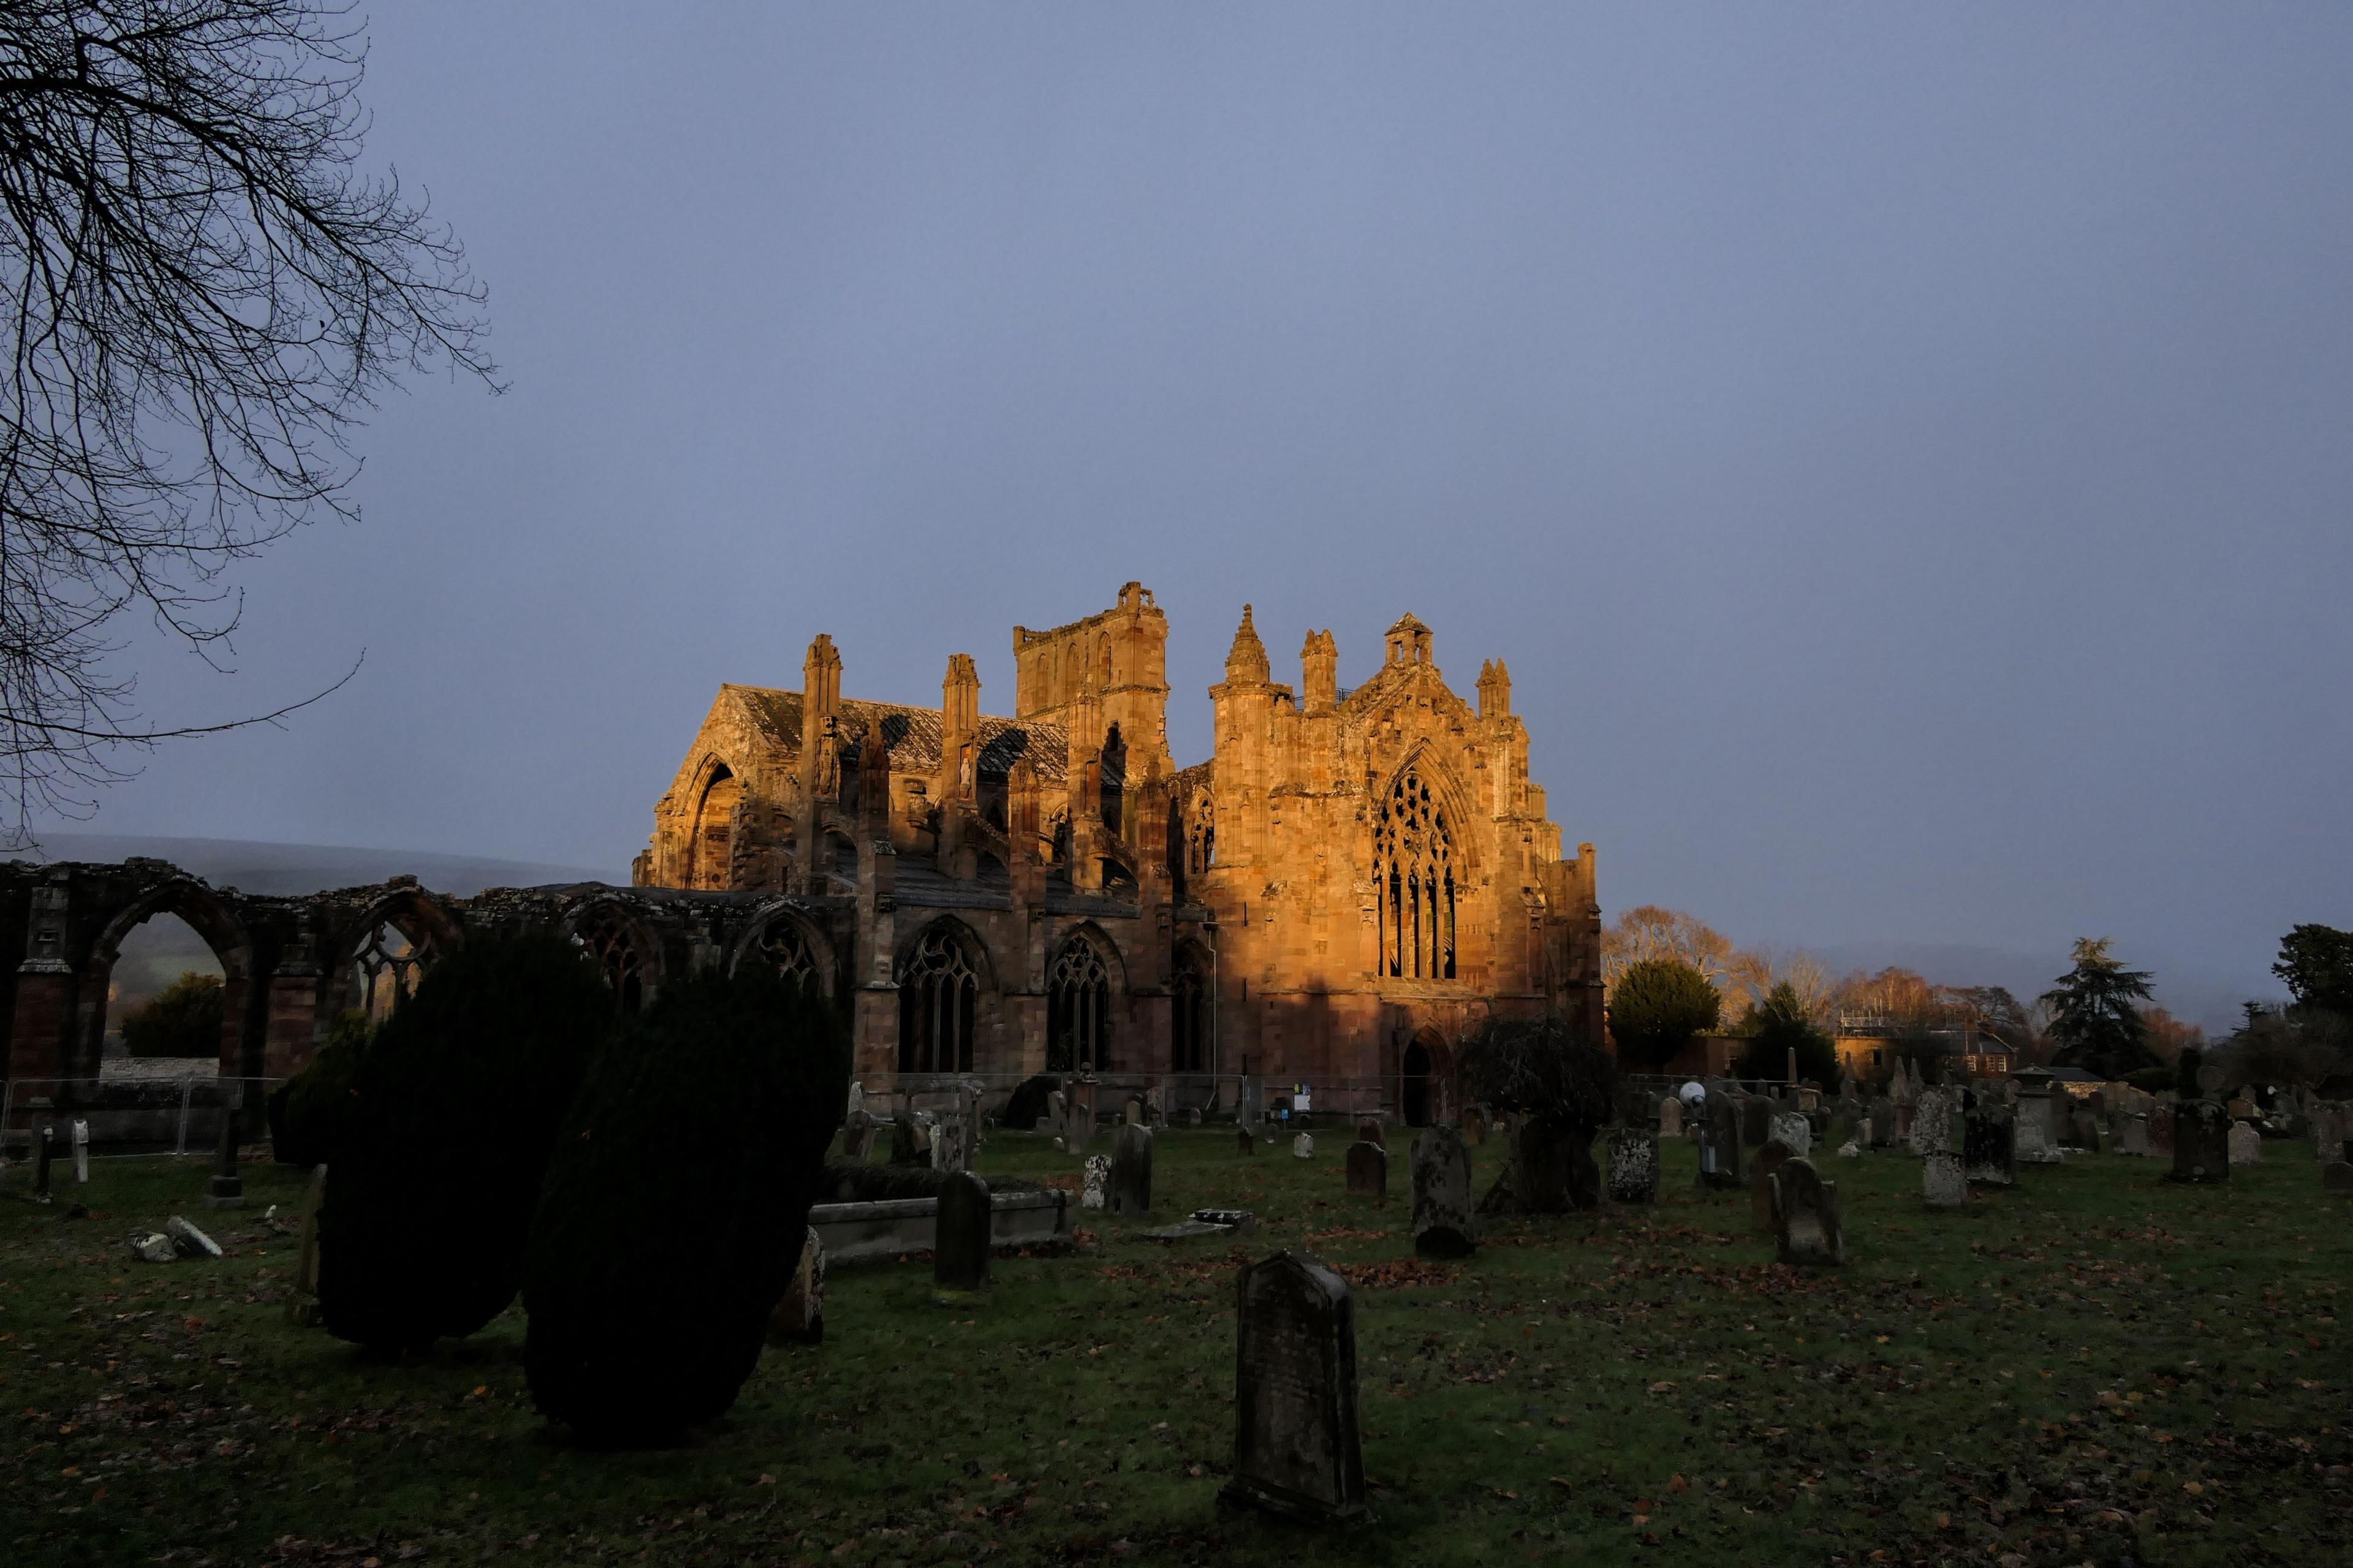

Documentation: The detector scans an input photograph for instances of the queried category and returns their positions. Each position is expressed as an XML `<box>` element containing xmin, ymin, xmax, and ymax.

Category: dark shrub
<box><xmin>1461</xmin><ymin>1016</ymin><xmax>1616</xmax><ymax>1214</ymax></box>
<box><xmin>267</xmin><ymin>1011</ymin><xmax>372</xmax><ymax>1167</ymax></box>
<box><xmin>815</xmin><ymin>1159</ymin><xmax>1042</xmax><ymax>1204</ymax></box>
<box><xmin>523</xmin><ymin>966</ymin><xmax>851</xmax><ymax>1442</ymax></box>
<box><xmin>118</xmin><ymin>971</ymin><xmax>224</xmax><ymax>1058</ymax></box>
<box><xmin>999</xmin><ymin>1073</ymin><xmax>1057</xmax><ymax>1130</ymax></box>
<box><xmin>316</xmin><ymin>932</ymin><xmax>612</xmax><ymax>1352</ymax></box>
<box><xmin>2123</xmin><ymin>1066</ymin><xmax>2174</xmax><ymax>1094</ymax></box>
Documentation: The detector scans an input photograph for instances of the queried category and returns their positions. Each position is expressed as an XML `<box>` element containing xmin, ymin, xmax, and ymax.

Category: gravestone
<box><xmin>1770</xmin><ymin>1158</ymin><xmax>1843</xmax><ymax>1267</ymax></box>
<box><xmin>931</xmin><ymin>1110</ymin><xmax>972</xmax><ymax>1175</ymax></box>
<box><xmin>1145</xmin><ymin>1086</ymin><xmax>1167</xmax><ymax>1127</ymax></box>
<box><xmin>839</xmin><ymin>1110</ymin><xmax>879</xmax><ymax>1162</ymax></box>
<box><xmin>1922</xmin><ymin>1151</ymin><xmax>1966</xmax><ymax>1210</ymax></box>
<box><xmin>1345</xmin><ymin>1140</ymin><xmax>1388</xmax><ymax>1200</ymax></box>
<box><xmin>1110</xmin><ymin>1124</ymin><xmax>1154</xmax><ymax>1216</ymax></box>
<box><xmin>1410</xmin><ymin>1126</ymin><xmax>1477</xmax><ymax>1259</ymax></box>
<box><xmin>846</xmin><ymin>1081</ymin><xmax>865</xmax><ymax>1122</ymax></box>
<box><xmin>1698</xmin><ymin>1093</ymin><xmax>1742</xmax><ymax>1190</ymax></box>
<box><xmin>2171</xmin><ymin>1102</ymin><xmax>2231</xmax><ymax>1183</ymax></box>
<box><xmin>2227</xmin><ymin>1123</ymin><xmax>2260</xmax><ymax>1167</ymax></box>
<box><xmin>2014</xmin><ymin>1119</ymin><xmax>2064</xmax><ymax>1164</ymax></box>
<box><xmin>934</xmin><ymin>1172</ymin><xmax>991</xmax><ymax>1294</ymax></box>
<box><xmin>1238</xmin><ymin>1127</ymin><xmax>1257</xmax><ymax>1156</ymax></box>
<box><xmin>890</xmin><ymin>1114</ymin><xmax>930</xmax><ymax>1167</ymax></box>
<box><xmin>2316</xmin><ymin>1107</ymin><xmax>2343</xmax><ymax>1162</ymax></box>
<box><xmin>1082</xmin><ymin>1154</ymin><xmax>1110</xmax><ymax>1210</ymax></box>
<box><xmin>1067</xmin><ymin>1083</ymin><xmax>1098</xmax><ymax>1154</ymax></box>
<box><xmin>1963</xmin><ymin>1102</ymin><xmax>2016</xmax><ymax>1187</ymax></box>
<box><xmin>1293</xmin><ymin>1133</ymin><xmax>1316</xmax><ymax>1159</ymax></box>
<box><xmin>1750</xmin><ymin>1138</ymin><xmax>1796</xmax><ymax>1231</ymax></box>
<box><xmin>2324</xmin><ymin>1159</ymin><xmax>2353</xmax><ymax>1192</ymax></box>
<box><xmin>2146</xmin><ymin>1106</ymin><xmax>2175</xmax><ymax>1158</ymax></box>
<box><xmin>32</xmin><ymin>1125</ymin><xmax>53</xmax><ymax>1203</ymax></box>
<box><xmin>1741</xmin><ymin>1097</ymin><xmax>1773</xmax><ymax>1148</ymax></box>
<box><xmin>1606</xmin><ymin>1128</ymin><xmax>1659</xmax><ymax>1205</ymax></box>
<box><xmin>1188</xmin><ymin>1107</ymin><xmax>1203</xmax><ymax>1127</ymax></box>
<box><xmin>2115</xmin><ymin>1113</ymin><xmax>2148</xmax><ymax>1157</ymax></box>
<box><xmin>1658</xmin><ymin>1096</ymin><xmax>1683</xmax><ymax>1138</ymax></box>
<box><xmin>770</xmin><ymin>1226</ymin><xmax>825</xmax><ymax>1343</ymax></box>
<box><xmin>1909</xmin><ymin>1088</ymin><xmax>1957</xmax><ymax>1156</ymax></box>
<box><xmin>1770</xmin><ymin>1112</ymin><xmax>1813</xmax><ymax>1157</ymax></box>
<box><xmin>283</xmin><ymin>1164</ymin><xmax>328</xmax><ymax>1327</ymax></box>
<box><xmin>1221</xmin><ymin>1252</ymin><xmax>1369</xmax><ymax>1523</ymax></box>
<box><xmin>1125</xmin><ymin>1096</ymin><xmax>1146</xmax><ymax>1127</ymax></box>
<box><xmin>1867</xmin><ymin>1098</ymin><xmax>1896</xmax><ymax>1148</ymax></box>
<box><xmin>208</xmin><ymin>1092</ymin><xmax>243</xmax><ymax>1208</ymax></box>
<box><xmin>1356</xmin><ymin>1119</ymin><xmax>1385</xmax><ymax>1148</ymax></box>
<box><xmin>72</xmin><ymin>1119</ymin><xmax>90</xmax><ymax>1186</ymax></box>
<box><xmin>2196</xmin><ymin>1063</ymin><xmax>2225</xmax><ymax>1098</ymax></box>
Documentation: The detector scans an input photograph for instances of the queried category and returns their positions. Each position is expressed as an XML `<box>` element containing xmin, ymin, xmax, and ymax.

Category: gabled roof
<box><xmin>722</xmin><ymin>685</ymin><xmax>1070</xmax><ymax>786</ymax></box>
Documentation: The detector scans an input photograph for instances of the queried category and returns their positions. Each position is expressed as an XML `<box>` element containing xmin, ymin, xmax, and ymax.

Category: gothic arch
<box><xmin>564</xmin><ymin>897</ymin><xmax>663</xmax><ymax>1015</ymax></box>
<box><xmin>896</xmin><ymin>916</ymin><xmax>994</xmax><ymax>1075</ymax></box>
<box><xmin>1046</xmin><ymin>924</ymin><xmax>1125</xmax><ymax>1072</ymax></box>
<box><xmin>684</xmin><ymin>755</ymin><xmax>744</xmax><ymax>892</ymax></box>
<box><xmin>1170</xmin><ymin>937</ymin><xmax>1214</xmax><ymax>1075</ymax></box>
<box><xmin>82</xmin><ymin>880</ymin><xmax>254</xmax><ymax>1077</ymax></box>
<box><xmin>330</xmin><ymin>887</ymin><xmax>466</xmax><ymax>1020</ymax></box>
<box><xmin>1371</xmin><ymin>749</ymin><xmax>1476</xmax><ymax>982</ymax></box>
<box><xmin>727</xmin><ymin>904</ymin><xmax>838</xmax><ymax>997</ymax></box>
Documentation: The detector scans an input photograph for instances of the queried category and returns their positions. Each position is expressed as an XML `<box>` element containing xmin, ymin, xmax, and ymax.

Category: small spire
<box><xmin>1225</xmin><ymin>604</ymin><xmax>1270</xmax><ymax>684</ymax></box>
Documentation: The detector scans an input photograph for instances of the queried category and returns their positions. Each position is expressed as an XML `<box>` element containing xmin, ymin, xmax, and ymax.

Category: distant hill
<box><xmin>15</xmin><ymin>833</ymin><xmax>618</xmax><ymax>899</ymax></box>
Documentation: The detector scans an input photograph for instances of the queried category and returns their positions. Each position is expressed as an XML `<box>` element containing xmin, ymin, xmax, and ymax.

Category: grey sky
<box><xmin>45</xmin><ymin>4</ymin><xmax>2353</xmax><ymax>1025</ymax></box>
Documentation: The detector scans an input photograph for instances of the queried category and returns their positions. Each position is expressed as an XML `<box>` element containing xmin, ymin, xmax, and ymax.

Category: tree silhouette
<box><xmin>2040</xmin><ymin>937</ymin><xmax>2155</xmax><ymax>1080</ymax></box>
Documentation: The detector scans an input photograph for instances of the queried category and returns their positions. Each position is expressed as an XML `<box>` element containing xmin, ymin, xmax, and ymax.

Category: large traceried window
<box><xmin>899</xmin><ymin>924</ymin><xmax>979</xmax><ymax>1074</ymax></box>
<box><xmin>1047</xmin><ymin>936</ymin><xmax>1112</xmax><ymax>1072</ymax></box>
<box><xmin>1374</xmin><ymin>767</ymin><xmax>1458</xmax><ymax>980</ymax></box>
<box><xmin>1170</xmin><ymin>953</ymin><xmax>1209</xmax><ymax>1073</ymax></box>
<box><xmin>349</xmin><ymin>921</ymin><xmax>436</xmax><ymax>1021</ymax></box>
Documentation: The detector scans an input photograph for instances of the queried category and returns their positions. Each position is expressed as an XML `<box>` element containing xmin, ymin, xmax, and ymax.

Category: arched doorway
<box><xmin>1401</xmin><ymin>1028</ymin><xmax>1452</xmax><ymax>1127</ymax></box>
<box><xmin>83</xmin><ymin>882</ymin><xmax>252</xmax><ymax>1079</ymax></box>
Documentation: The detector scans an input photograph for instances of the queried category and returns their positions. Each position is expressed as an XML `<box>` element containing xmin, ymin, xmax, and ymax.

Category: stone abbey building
<box><xmin>0</xmin><ymin>586</ymin><xmax>1599</xmax><ymax>1125</ymax></box>
<box><xmin>634</xmin><ymin>583</ymin><xmax>1602</xmax><ymax>1117</ymax></box>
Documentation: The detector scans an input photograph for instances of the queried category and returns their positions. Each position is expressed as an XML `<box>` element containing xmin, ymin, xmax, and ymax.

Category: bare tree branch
<box><xmin>0</xmin><ymin>1</ymin><xmax>494</xmax><ymax>847</ymax></box>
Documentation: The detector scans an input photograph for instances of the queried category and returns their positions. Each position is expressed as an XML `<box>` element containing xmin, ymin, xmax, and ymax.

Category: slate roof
<box><xmin>725</xmin><ymin>686</ymin><xmax>1070</xmax><ymax>786</ymax></box>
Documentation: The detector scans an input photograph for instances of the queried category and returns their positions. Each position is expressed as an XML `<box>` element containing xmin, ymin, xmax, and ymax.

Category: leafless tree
<box><xmin>0</xmin><ymin>1</ymin><xmax>494</xmax><ymax>845</ymax></box>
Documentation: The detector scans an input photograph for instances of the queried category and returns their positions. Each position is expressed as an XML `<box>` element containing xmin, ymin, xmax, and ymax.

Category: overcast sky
<box><xmin>42</xmin><ymin>4</ymin><xmax>2353</xmax><ymax>1023</ymax></box>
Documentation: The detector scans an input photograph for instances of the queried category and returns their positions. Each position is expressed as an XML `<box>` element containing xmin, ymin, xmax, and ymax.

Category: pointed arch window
<box><xmin>1170</xmin><ymin>952</ymin><xmax>1210</xmax><ymax>1074</ymax></box>
<box><xmin>900</xmin><ymin>925</ymin><xmax>979</xmax><ymax>1073</ymax></box>
<box><xmin>349</xmin><ymin>922</ymin><xmax>436</xmax><ymax>1021</ymax></box>
<box><xmin>1047</xmin><ymin>936</ymin><xmax>1113</xmax><ymax>1072</ymax></box>
<box><xmin>751</xmin><ymin>917</ymin><xmax>824</xmax><ymax>995</ymax></box>
<box><xmin>575</xmin><ymin>905</ymin><xmax>647</xmax><ymax>1015</ymax></box>
<box><xmin>1374</xmin><ymin>767</ymin><xmax>1458</xmax><ymax>980</ymax></box>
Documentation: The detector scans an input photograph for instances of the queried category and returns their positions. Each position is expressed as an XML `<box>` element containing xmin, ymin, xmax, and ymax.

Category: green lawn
<box><xmin>4</xmin><ymin>1128</ymin><xmax>2348</xmax><ymax>1566</ymax></box>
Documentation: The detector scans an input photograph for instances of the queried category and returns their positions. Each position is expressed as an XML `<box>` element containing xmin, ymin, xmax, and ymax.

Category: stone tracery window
<box><xmin>1047</xmin><ymin>935</ymin><xmax>1112</xmax><ymax>1072</ymax></box>
<box><xmin>899</xmin><ymin>923</ymin><xmax>979</xmax><ymax>1074</ymax></box>
<box><xmin>751</xmin><ymin>917</ymin><xmax>824</xmax><ymax>994</ymax></box>
<box><xmin>1187</xmin><ymin>794</ymin><xmax>1215</xmax><ymax>875</ymax></box>
<box><xmin>575</xmin><ymin>904</ymin><xmax>647</xmax><ymax>1015</ymax></box>
<box><xmin>349</xmin><ymin>921</ymin><xmax>435</xmax><ymax>1021</ymax></box>
<box><xmin>1374</xmin><ymin>767</ymin><xmax>1457</xmax><ymax>980</ymax></box>
<box><xmin>1170</xmin><ymin>952</ymin><xmax>1209</xmax><ymax>1073</ymax></box>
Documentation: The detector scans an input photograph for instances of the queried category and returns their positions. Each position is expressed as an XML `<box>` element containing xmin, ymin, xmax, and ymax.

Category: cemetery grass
<box><xmin>4</xmin><ymin>1135</ymin><xmax>2350</xmax><ymax>1567</ymax></box>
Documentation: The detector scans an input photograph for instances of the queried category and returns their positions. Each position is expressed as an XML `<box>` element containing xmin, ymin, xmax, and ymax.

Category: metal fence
<box><xmin>0</xmin><ymin>1075</ymin><xmax>278</xmax><ymax>1162</ymax></box>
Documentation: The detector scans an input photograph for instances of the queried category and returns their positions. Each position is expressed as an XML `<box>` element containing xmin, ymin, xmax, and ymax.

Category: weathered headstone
<box><xmin>931</xmin><ymin>1110</ymin><xmax>972</xmax><ymax>1175</ymax></box>
<box><xmin>2169</xmin><ymin>1102</ymin><xmax>2230</xmax><ymax>1183</ymax></box>
<box><xmin>165</xmin><ymin>1216</ymin><xmax>222</xmax><ymax>1258</ymax></box>
<box><xmin>1110</xmin><ymin>1123</ymin><xmax>1154</xmax><ymax>1216</ymax></box>
<box><xmin>2196</xmin><ymin>1063</ymin><xmax>2225</xmax><ymax>1098</ymax></box>
<box><xmin>1770</xmin><ymin>1112</ymin><xmax>1813</xmax><ymax>1158</ymax></box>
<box><xmin>934</xmin><ymin>1171</ymin><xmax>991</xmax><ymax>1294</ymax></box>
<box><xmin>1658</xmin><ymin>1096</ymin><xmax>1683</xmax><ymax>1138</ymax></box>
<box><xmin>1750</xmin><ymin>1138</ymin><xmax>1796</xmax><ymax>1231</ymax></box>
<box><xmin>2227</xmin><ymin>1123</ymin><xmax>2260</xmax><ymax>1167</ymax></box>
<box><xmin>72</xmin><ymin>1118</ymin><xmax>90</xmax><ymax>1186</ymax></box>
<box><xmin>1082</xmin><ymin>1153</ymin><xmax>1110</xmax><ymax>1210</ymax></box>
<box><xmin>2315</xmin><ymin>1107</ymin><xmax>2343</xmax><ymax>1162</ymax></box>
<box><xmin>1922</xmin><ymin>1151</ymin><xmax>1966</xmax><ymax>1210</ymax></box>
<box><xmin>1124</xmin><ymin>1095</ymin><xmax>1145</xmax><ymax>1127</ymax></box>
<box><xmin>1145</xmin><ymin>1086</ymin><xmax>1167</xmax><ymax>1127</ymax></box>
<box><xmin>2015</xmin><ymin>1118</ymin><xmax>2064</xmax><ymax>1165</ymax></box>
<box><xmin>2226</xmin><ymin>1095</ymin><xmax>2256</xmax><ymax>1122</ymax></box>
<box><xmin>1770</xmin><ymin>1158</ymin><xmax>1843</xmax><ymax>1266</ymax></box>
<box><xmin>839</xmin><ymin>1110</ymin><xmax>878</xmax><ymax>1162</ymax></box>
<box><xmin>1963</xmin><ymin>1101</ymin><xmax>2015</xmax><ymax>1187</ymax></box>
<box><xmin>207</xmin><ymin>1093</ymin><xmax>243</xmax><ymax>1208</ymax></box>
<box><xmin>1867</xmin><ymin>1097</ymin><xmax>1896</xmax><ymax>1148</ymax></box>
<box><xmin>1410</xmin><ymin>1126</ymin><xmax>1477</xmax><ymax>1259</ymax></box>
<box><xmin>1344</xmin><ymin>1140</ymin><xmax>1388</xmax><ymax>1200</ymax></box>
<box><xmin>1909</xmin><ymin>1088</ymin><xmax>1957</xmax><ymax>1156</ymax></box>
<box><xmin>1293</xmin><ymin>1132</ymin><xmax>1315</xmax><ymax>1159</ymax></box>
<box><xmin>31</xmin><ymin>1124</ymin><xmax>53</xmax><ymax>1203</ymax></box>
<box><xmin>2324</xmin><ymin>1159</ymin><xmax>2353</xmax><ymax>1192</ymax></box>
<box><xmin>770</xmin><ymin>1226</ymin><xmax>826</xmax><ymax>1343</ymax></box>
<box><xmin>2146</xmin><ymin>1104</ymin><xmax>2175</xmax><ymax>1158</ymax></box>
<box><xmin>1698</xmin><ymin>1092</ymin><xmax>1742</xmax><ymax>1190</ymax></box>
<box><xmin>283</xmin><ymin>1163</ymin><xmax>328</xmax><ymax>1326</ymax></box>
<box><xmin>1221</xmin><ymin>1252</ymin><xmax>1368</xmax><ymax>1523</ymax></box>
<box><xmin>2115</xmin><ymin>1112</ymin><xmax>2149</xmax><ymax>1157</ymax></box>
<box><xmin>1605</xmin><ymin>1128</ymin><xmax>1659</xmax><ymax>1205</ymax></box>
